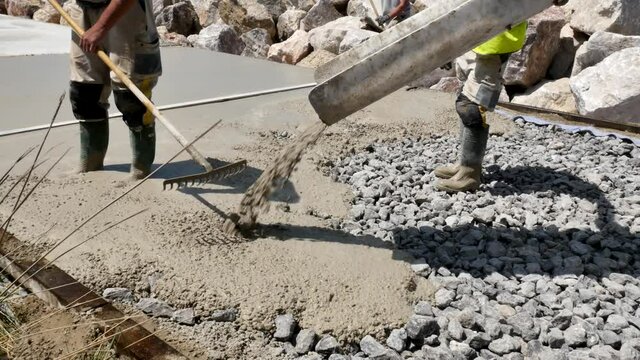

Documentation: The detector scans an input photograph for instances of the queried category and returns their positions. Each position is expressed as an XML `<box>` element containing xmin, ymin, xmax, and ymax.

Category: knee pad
<box><xmin>69</xmin><ymin>81</ymin><xmax>108</xmax><ymax>120</ymax></box>
<box><xmin>114</xmin><ymin>89</ymin><xmax>148</xmax><ymax>128</ymax></box>
<box><xmin>456</xmin><ymin>93</ymin><xmax>486</xmax><ymax>130</ymax></box>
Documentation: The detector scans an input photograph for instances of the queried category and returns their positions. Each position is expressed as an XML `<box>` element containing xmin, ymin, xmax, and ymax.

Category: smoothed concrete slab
<box><xmin>1</xmin><ymin>46</ymin><xmax>314</xmax><ymax>131</ymax></box>
<box><xmin>0</xmin><ymin>15</ymin><xmax>69</xmax><ymax>56</ymax></box>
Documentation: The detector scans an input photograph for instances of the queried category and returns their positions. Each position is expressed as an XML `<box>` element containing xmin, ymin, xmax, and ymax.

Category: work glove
<box><xmin>376</xmin><ymin>14</ymin><xmax>390</xmax><ymax>26</ymax></box>
<box><xmin>553</xmin><ymin>0</ymin><xmax>568</xmax><ymax>6</ymax></box>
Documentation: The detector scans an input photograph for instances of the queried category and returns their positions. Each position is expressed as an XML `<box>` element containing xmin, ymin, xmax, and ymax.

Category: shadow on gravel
<box><xmin>257</xmin><ymin>165</ymin><xmax>639</xmax><ymax>281</ymax></box>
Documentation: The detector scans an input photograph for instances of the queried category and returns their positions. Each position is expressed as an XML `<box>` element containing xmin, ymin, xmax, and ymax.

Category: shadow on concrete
<box><xmin>247</xmin><ymin>165</ymin><xmax>639</xmax><ymax>280</ymax></box>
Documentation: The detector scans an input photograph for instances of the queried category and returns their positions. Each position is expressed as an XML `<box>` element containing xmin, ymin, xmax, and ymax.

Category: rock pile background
<box><xmin>3</xmin><ymin>0</ymin><xmax>639</xmax><ymax>124</ymax></box>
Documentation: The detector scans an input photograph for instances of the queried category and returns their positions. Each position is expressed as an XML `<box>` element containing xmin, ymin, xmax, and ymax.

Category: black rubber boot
<box><xmin>435</xmin><ymin>125</ymin><xmax>489</xmax><ymax>193</ymax></box>
<box><xmin>79</xmin><ymin>120</ymin><xmax>109</xmax><ymax>172</ymax></box>
<box><xmin>129</xmin><ymin>124</ymin><xmax>156</xmax><ymax>180</ymax></box>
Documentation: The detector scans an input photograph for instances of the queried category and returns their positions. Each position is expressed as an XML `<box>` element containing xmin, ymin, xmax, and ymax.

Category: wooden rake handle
<box><xmin>48</xmin><ymin>0</ymin><xmax>213</xmax><ymax>171</ymax></box>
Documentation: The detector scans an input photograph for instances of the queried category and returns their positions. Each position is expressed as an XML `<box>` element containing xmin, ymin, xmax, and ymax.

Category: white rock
<box><xmin>240</xmin><ymin>28</ymin><xmax>272</xmax><ymax>58</ymax></box>
<box><xmin>512</xmin><ymin>78</ymin><xmax>577</xmax><ymax>114</ymax></box>
<box><xmin>297</xmin><ymin>49</ymin><xmax>337</xmax><ymax>69</ymax></box>
<box><xmin>277</xmin><ymin>9</ymin><xmax>307</xmax><ymax>41</ymax></box>
<box><xmin>570</xmin><ymin>47</ymin><xmax>640</xmax><ymax>124</ymax></box>
<box><xmin>191</xmin><ymin>24</ymin><xmax>245</xmax><ymax>54</ymax></box>
<box><xmin>571</xmin><ymin>31</ymin><xmax>640</xmax><ymax>76</ymax></box>
<box><xmin>503</xmin><ymin>7</ymin><xmax>566</xmax><ymax>88</ymax></box>
<box><xmin>565</xmin><ymin>0</ymin><xmax>640</xmax><ymax>36</ymax></box>
<box><xmin>346</xmin><ymin>0</ymin><xmax>376</xmax><ymax>21</ymax></box>
<box><xmin>300</xmin><ymin>0</ymin><xmax>341</xmax><ymax>32</ymax></box>
<box><xmin>268</xmin><ymin>30</ymin><xmax>311</xmax><ymax>64</ymax></box>
<box><xmin>338</xmin><ymin>29</ymin><xmax>376</xmax><ymax>54</ymax></box>
<box><xmin>308</xmin><ymin>16</ymin><xmax>365</xmax><ymax>54</ymax></box>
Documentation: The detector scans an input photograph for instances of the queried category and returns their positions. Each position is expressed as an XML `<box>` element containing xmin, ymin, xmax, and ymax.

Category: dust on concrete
<box><xmin>0</xmin><ymin>89</ymin><xmax>509</xmax><ymax>357</ymax></box>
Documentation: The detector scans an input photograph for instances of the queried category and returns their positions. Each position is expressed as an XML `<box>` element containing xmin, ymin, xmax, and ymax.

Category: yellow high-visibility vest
<box><xmin>473</xmin><ymin>22</ymin><xmax>528</xmax><ymax>55</ymax></box>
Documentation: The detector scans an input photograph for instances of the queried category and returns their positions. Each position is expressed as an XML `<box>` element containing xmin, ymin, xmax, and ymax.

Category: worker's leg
<box><xmin>436</xmin><ymin>53</ymin><xmax>503</xmax><ymax>192</ymax></box>
<box><xmin>433</xmin><ymin>120</ymin><xmax>465</xmax><ymax>179</ymax></box>
<box><xmin>108</xmin><ymin>0</ymin><xmax>162</xmax><ymax>179</ymax></box>
<box><xmin>68</xmin><ymin>2</ymin><xmax>111</xmax><ymax>172</ymax></box>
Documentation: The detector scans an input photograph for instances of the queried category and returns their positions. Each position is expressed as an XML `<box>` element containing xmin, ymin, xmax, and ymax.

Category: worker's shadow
<box><xmin>256</xmin><ymin>165</ymin><xmax>638</xmax><ymax>280</ymax></box>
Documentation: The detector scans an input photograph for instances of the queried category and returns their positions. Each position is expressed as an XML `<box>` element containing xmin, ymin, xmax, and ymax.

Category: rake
<box><xmin>48</xmin><ymin>0</ymin><xmax>246</xmax><ymax>189</ymax></box>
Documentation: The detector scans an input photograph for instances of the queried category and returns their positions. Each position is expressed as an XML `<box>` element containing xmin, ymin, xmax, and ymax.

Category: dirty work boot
<box><xmin>434</xmin><ymin>162</ymin><xmax>461</xmax><ymax>179</ymax></box>
<box><xmin>434</xmin><ymin>121</ymin><xmax>465</xmax><ymax>179</ymax></box>
<box><xmin>435</xmin><ymin>125</ymin><xmax>488</xmax><ymax>193</ymax></box>
<box><xmin>78</xmin><ymin>120</ymin><xmax>109</xmax><ymax>172</ymax></box>
<box><xmin>129</xmin><ymin>124</ymin><xmax>155</xmax><ymax>179</ymax></box>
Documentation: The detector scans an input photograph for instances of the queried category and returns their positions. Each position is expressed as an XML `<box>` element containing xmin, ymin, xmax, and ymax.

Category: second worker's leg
<box><xmin>113</xmin><ymin>85</ymin><xmax>156</xmax><ymax>179</ymax></box>
<box><xmin>435</xmin><ymin>94</ymin><xmax>488</xmax><ymax>192</ymax></box>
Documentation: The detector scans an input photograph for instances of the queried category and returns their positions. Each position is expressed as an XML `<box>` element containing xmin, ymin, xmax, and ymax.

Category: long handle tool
<box><xmin>48</xmin><ymin>0</ymin><xmax>246</xmax><ymax>188</ymax></box>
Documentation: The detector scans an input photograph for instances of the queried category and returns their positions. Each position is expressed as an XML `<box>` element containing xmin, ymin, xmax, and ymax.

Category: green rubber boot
<box><xmin>129</xmin><ymin>124</ymin><xmax>156</xmax><ymax>180</ymax></box>
<box><xmin>79</xmin><ymin>120</ymin><xmax>109</xmax><ymax>172</ymax></box>
<box><xmin>434</xmin><ymin>121</ymin><xmax>465</xmax><ymax>179</ymax></box>
<box><xmin>435</xmin><ymin>125</ymin><xmax>488</xmax><ymax>193</ymax></box>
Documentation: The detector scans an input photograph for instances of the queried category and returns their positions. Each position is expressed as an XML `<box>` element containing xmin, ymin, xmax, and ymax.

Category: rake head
<box><xmin>163</xmin><ymin>160</ymin><xmax>247</xmax><ymax>190</ymax></box>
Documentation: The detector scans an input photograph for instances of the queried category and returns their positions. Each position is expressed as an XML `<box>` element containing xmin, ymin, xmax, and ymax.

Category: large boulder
<box><xmin>308</xmin><ymin>16</ymin><xmax>365</xmax><ymax>54</ymax></box>
<box><xmin>190</xmin><ymin>24</ymin><xmax>245</xmax><ymax>54</ymax></box>
<box><xmin>153</xmin><ymin>0</ymin><xmax>180</xmax><ymax>17</ymax></box>
<box><xmin>407</xmin><ymin>67</ymin><xmax>456</xmax><ymax>90</ymax></box>
<box><xmin>503</xmin><ymin>7</ymin><xmax>566</xmax><ymax>88</ymax></box>
<box><xmin>346</xmin><ymin>0</ymin><xmax>375</xmax><ymax>21</ymax></box>
<box><xmin>59</xmin><ymin>0</ymin><xmax>76</xmax><ymax>26</ymax></box>
<box><xmin>267</xmin><ymin>30</ymin><xmax>311</xmax><ymax>64</ymax></box>
<box><xmin>300</xmin><ymin>0</ymin><xmax>342</xmax><ymax>32</ymax></box>
<box><xmin>254</xmin><ymin>0</ymin><xmax>287</xmax><ymax>20</ymax></box>
<box><xmin>296</xmin><ymin>0</ymin><xmax>315</xmax><ymax>12</ymax></box>
<box><xmin>512</xmin><ymin>78</ymin><xmax>577</xmax><ymax>114</ymax></box>
<box><xmin>277</xmin><ymin>9</ymin><xmax>306</xmax><ymax>41</ymax></box>
<box><xmin>189</xmin><ymin>0</ymin><xmax>220</xmax><ymax>27</ymax></box>
<box><xmin>218</xmin><ymin>0</ymin><xmax>276</xmax><ymax>40</ymax></box>
<box><xmin>571</xmin><ymin>31</ymin><xmax>640</xmax><ymax>76</ymax></box>
<box><xmin>155</xmin><ymin>1</ymin><xmax>202</xmax><ymax>36</ymax></box>
<box><xmin>547</xmin><ymin>24</ymin><xmax>587</xmax><ymax>80</ymax></box>
<box><xmin>6</xmin><ymin>0</ymin><xmax>40</xmax><ymax>17</ymax></box>
<box><xmin>32</xmin><ymin>2</ymin><xmax>60</xmax><ymax>23</ymax></box>
<box><xmin>565</xmin><ymin>0</ymin><xmax>640</xmax><ymax>36</ymax></box>
<box><xmin>157</xmin><ymin>26</ymin><xmax>192</xmax><ymax>47</ymax></box>
<box><xmin>338</xmin><ymin>28</ymin><xmax>376</xmax><ymax>53</ymax></box>
<box><xmin>297</xmin><ymin>49</ymin><xmax>336</xmax><ymax>68</ymax></box>
<box><xmin>570</xmin><ymin>47</ymin><xmax>640</xmax><ymax>124</ymax></box>
<box><xmin>454</xmin><ymin>51</ymin><xmax>476</xmax><ymax>82</ymax></box>
<box><xmin>240</xmin><ymin>28</ymin><xmax>272</xmax><ymax>58</ymax></box>
<box><xmin>430</xmin><ymin>77</ymin><xmax>463</xmax><ymax>94</ymax></box>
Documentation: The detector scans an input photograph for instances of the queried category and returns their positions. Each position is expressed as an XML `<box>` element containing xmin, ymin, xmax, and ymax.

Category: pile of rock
<box><xmin>505</xmin><ymin>0</ymin><xmax>640</xmax><ymax>125</ymax></box>
<box><xmin>316</xmin><ymin>120</ymin><xmax>640</xmax><ymax>359</ymax></box>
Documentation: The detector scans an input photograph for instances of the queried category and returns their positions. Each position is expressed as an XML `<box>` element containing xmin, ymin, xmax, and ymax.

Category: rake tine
<box><xmin>162</xmin><ymin>160</ymin><xmax>247</xmax><ymax>190</ymax></box>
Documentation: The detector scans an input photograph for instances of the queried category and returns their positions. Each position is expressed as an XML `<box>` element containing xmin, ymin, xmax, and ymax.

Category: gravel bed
<box><xmin>309</xmin><ymin>120</ymin><xmax>640</xmax><ymax>359</ymax></box>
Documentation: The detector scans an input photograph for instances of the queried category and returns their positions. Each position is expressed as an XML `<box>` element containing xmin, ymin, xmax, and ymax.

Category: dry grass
<box><xmin>0</xmin><ymin>95</ymin><xmax>219</xmax><ymax>358</ymax></box>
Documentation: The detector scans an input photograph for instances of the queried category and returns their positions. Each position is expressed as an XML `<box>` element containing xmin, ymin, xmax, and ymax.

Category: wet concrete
<box><xmin>0</xmin><ymin>15</ymin><xmax>69</xmax><ymax>57</ymax></box>
<box><xmin>1</xmin><ymin>46</ymin><xmax>314</xmax><ymax>131</ymax></box>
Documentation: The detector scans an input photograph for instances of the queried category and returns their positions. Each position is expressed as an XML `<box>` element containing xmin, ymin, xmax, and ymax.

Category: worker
<box><xmin>68</xmin><ymin>0</ymin><xmax>162</xmax><ymax>179</ymax></box>
<box><xmin>434</xmin><ymin>0</ymin><xmax>568</xmax><ymax>192</ymax></box>
<box><xmin>376</xmin><ymin>0</ymin><xmax>411</xmax><ymax>28</ymax></box>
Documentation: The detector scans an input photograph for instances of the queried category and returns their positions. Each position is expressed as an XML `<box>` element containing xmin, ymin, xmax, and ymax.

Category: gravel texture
<box><xmin>309</xmin><ymin>120</ymin><xmax>640</xmax><ymax>359</ymax></box>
